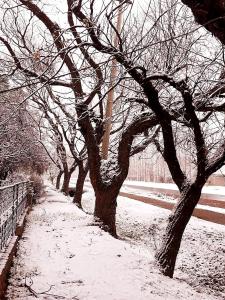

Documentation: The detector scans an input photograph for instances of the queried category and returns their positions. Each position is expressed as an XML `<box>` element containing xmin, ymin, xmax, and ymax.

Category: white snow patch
<box><xmin>82</xmin><ymin>187</ymin><xmax>225</xmax><ymax>299</ymax></box>
<box><xmin>6</xmin><ymin>185</ymin><xmax>221</xmax><ymax>300</ymax></box>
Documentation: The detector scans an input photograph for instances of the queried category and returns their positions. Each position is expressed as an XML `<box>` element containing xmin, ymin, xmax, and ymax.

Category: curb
<box><xmin>0</xmin><ymin>207</ymin><xmax>31</xmax><ymax>299</ymax></box>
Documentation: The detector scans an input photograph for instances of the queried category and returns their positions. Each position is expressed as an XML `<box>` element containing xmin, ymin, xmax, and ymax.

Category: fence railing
<box><xmin>0</xmin><ymin>180</ymin><xmax>11</xmax><ymax>187</ymax></box>
<box><xmin>0</xmin><ymin>181</ymin><xmax>31</xmax><ymax>251</ymax></box>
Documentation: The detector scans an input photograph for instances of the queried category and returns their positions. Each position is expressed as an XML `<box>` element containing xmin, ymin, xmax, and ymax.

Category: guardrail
<box><xmin>0</xmin><ymin>181</ymin><xmax>31</xmax><ymax>251</ymax></box>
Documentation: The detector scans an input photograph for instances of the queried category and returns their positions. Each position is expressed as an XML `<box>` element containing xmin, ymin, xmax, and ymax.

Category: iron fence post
<box><xmin>12</xmin><ymin>185</ymin><xmax>15</xmax><ymax>235</ymax></box>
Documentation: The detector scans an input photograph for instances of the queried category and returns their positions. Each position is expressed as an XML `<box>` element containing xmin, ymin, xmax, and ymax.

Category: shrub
<box><xmin>29</xmin><ymin>173</ymin><xmax>44</xmax><ymax>202</ymax></box>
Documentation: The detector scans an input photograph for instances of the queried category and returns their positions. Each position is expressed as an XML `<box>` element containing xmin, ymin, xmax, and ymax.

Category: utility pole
<box><xmin>101</xmin><ymin>2</ymin><xmax>124</xmax><ymax>160</ymax></box>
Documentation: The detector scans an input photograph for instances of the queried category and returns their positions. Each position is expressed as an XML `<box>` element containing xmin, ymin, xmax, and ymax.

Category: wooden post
<box><xmin>101</xmin><ymin>4</ymin><xmax>123</xmax><ymax>160</ymax></box>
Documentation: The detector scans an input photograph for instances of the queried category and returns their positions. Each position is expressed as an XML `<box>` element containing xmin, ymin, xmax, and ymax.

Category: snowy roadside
<box><xmin>120</xmin><ymin>185</ymin><xmax>225</xmax><ymax>213</ymax></box>
<box><xmin>83</xmin><ymin>181</ymin><xmax>225</xmax><ymax>212</ymax></box>
<box><xmin>122</xmin><ymin>180</ymin><xmax>225</xmax><ymax>196</ymax></box>
<box><xmin>81</xmin><ymin>188</ymin><xmax>225</xmax><ymax>299</ymax></box>
<box><xmin>6</xmin><ymin>185</ymin><xmax>221</xmax><ymax>300</ymax></box>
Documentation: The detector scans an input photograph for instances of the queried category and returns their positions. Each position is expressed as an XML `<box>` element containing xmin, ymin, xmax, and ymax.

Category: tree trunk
<box><xmin>56</xmin><ymin>170</ymin><xmax>63</xmax><ymax>190</ymax></box>
<box><xmin>61</xmin><ymin>170</ymin><xmax>72</xmax><ymax>195</ymax></box>
<box><xmin>181</xmin><ymin>0</ymin><xmax>225</xmax><ymax>46</ymax></box>
<box><xmin>73</xmin><ymin>165</ymin><xmax>88</xmax><ymax>208</ymax></box>
<box><xmin>156</xmin><ymin>183</ymin><xmax>204</xmax><ymax>278</ymax></box>
<box><xmin>94</xmin><ymin>186</ymin><xmax>119</xmax><ymax>237</ymax></box>
<box><xmin>0</xmin><ymin>171</ymin><xmax>8</xmax><ymax>181</ymax></box>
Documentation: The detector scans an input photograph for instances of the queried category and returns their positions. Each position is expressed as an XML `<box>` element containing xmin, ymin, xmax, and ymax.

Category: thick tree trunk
<box><xmin>181</xmin><ymin>0</ymin><xmax>225</xmax><ymax>46</ymax></box>
<box><xmin>156</xmin><ymin>183</ymin><xmax>204</xmax><ymax>278</ymax></box>
<box><xmin>94</xmin><ymin>186</ymin><xmax>119</xmax><ymax>237</ymax></box>
<box><xmin>73</xmin><ymin>165</ymin><xmax>88</xmax><ymax>208</ymax></box>
<box><xmin>56</xmin><ymin>170</ymin><xmax>63</xmax><ymax>190</ymax></box>
<box><xmin>61</xmin><ymin>170</ymin><xmax>72</xmax><ymax>195</ymax></box>
<box><xmin>0</xmin><ymin>171</ymin><xmax>8</xmax><ymax>181</ymax></box>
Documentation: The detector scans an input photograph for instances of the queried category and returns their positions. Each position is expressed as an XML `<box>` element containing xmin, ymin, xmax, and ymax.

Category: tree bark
<box><xmin>156</xmin><ymin>183</ymin><xmax>204</xmax><ymax>277</ymax></box>
<box><xmin>73</xmin><ymin>164</ymin><xmax>88</xmax><ymax>208</ymax></box>
<box><xmin>94</xmin><ymin>186</ymin><xmax>119</xmax><ymax>238</ymax></box>
<box><xmin>56</xmin><ymin>170</ymin><xmax>63</xmax><ymax>190</ymax></box>
<box><xmin>181</xmin><ymin>0</ymin><xmax>225</xmax><ymax>46</ymax></box>
<box><xmin>61</xmin><ymin>170</ymin><xmax>72</xmax><ymax>195</ymax></box>
<box><xmin>0</xmin><ymin>171</ymin><xmax>8</xmax><ymax>181</ymax></box>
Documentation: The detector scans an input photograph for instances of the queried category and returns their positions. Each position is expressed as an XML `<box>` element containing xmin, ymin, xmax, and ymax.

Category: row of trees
<box><xmin>31</xmin><ymin>86</ymin><xmax>89</xmax><ymax>206</ymax></box>
<box><xmin>1</xmin><ymin>0</ymin><xmax>225</xmax><ymax>278</ymax></box>
<box><xmin>0</xmin><ymin>76</ymin><xmax>48</xmax><ymax>181</ymax></box>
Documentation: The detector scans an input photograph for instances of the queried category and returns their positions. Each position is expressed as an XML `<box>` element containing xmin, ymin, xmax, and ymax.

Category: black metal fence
<box><xmin>0</xmin><ymin>181</ymin><xmax>30</xmax><ymax>251</ymax></box>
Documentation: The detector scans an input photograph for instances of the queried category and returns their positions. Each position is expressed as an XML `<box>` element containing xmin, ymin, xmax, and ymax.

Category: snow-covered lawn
<box><xmin>6</xmin><ymin>185</ymin><xmax>224</xmax><ymax>299</ymax></box>
<box><xmin>82</xmin><ymin>188</ymin><xmax>225</xmax><ymax>299</ymax></box>
<box><xmin>123</xmin><ymin>180</ymin><xmax>225</xmax><ymax>196</ymax></box>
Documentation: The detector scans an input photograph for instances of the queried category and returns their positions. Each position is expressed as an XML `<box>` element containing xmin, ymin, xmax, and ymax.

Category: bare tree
<box><xmin>70</xmin><ymin>0</ymin><xmax>225</xmax><ymax>277</ymax></box>
<box><xmin>0</xmin><ymin>0</ymin><xmax>160</xmax><ymax>236</ymax></box>
<box><xmin>29</xmin><ymin>87</ymin><xmax>78</xmax><ymax>195</ymax></box>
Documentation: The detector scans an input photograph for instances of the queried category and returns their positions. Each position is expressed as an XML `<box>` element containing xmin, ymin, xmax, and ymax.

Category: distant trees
<box><xmin>0</xmin><ymin>76</ymin><xmax>48</xmax><ymax>180</ymax></box>
<box><xmin>31</xmin><ymin>88</ymin><xmax>77</xmax><ymax>195</ymax></box>
<box><xmin>31</xmin><ymin>86</ymin><xmax>89</xmax><ymax>206</ymax></box>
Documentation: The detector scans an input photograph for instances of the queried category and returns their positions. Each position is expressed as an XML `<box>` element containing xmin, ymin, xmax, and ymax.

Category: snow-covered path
<box><xmin>6</xmin><ymin>185</ymin><xmax>220</xmax><ymax>300</ymax></box>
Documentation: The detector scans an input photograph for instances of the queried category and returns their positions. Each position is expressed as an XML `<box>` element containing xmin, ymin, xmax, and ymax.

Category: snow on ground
<box><xmin>123</xmin><ymin>180</ymin><xmax>225</xmax><ymax>196</ymax></box>
<box><xmin>120</xmin><ymin>185</ymin><xmax>225</xmax><ymax>214</ymax></box>
<box><xmin>6</xmin><ymin>185</ymin><xmax>222</xmax><ymax>300</ymax></box>
<box><xmin>81</xmin><ymin>188</ymin><xmax>225</xmax><ymax>299</ymax></box>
